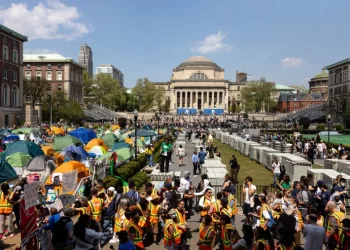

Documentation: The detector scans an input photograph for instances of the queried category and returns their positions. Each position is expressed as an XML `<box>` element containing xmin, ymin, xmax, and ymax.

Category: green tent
<box><xmin>0</xmin><ymin>156</ymin><xmax>17</xmax><ymax>183</ymax></box>
<box><xmin>53</xmin><ymin>135</ymin><xmax>83</xmax><ymax>151</ymax></box>
<box><xmin>137</xmin><ymin>139</ymin><xmax>146</xmax><ymax>148</ymax></box>
<box><xmin>11</xmin><ymin>128</ymin><xmax>39</xmax><ymax>134</ymax></box>
<box><xmin>6</xmin><ymin>152</ymin><xmax>32</xmax><ymax>167</ymax></box>
<box><xmin>115</xmin><ymin>148</ymin><xmax>134</xmax><ymax>162</ymax></box>
<box><xmin>4</xmin><ymin>141</ymin><xmax>44</xmax><ymax>159</ymax></box>
<box><xmin>101</xmin><ymin>133</ymin><xmax>118</xmax><ymax>149</ymax></box>
<box><xmin>120</xmin><ymin>133</ymin><xmax>130</xmax><ymax>141</ymax></box>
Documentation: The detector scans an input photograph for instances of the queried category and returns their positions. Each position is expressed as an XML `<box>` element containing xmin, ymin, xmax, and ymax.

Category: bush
<box><xmin>130</xmin><ymin>172</ymin><xmax>149</xmax><ymax>189</ymax></box>
<box><xmin>103</xmin><ymin>175</ymin><xmax>121</xmax><ymax>189</ymax></box>
<box><xmin>333</xmin><ymin>124</ymin><xmax>343</xmax><ymax>131</ymax></box>
<box><xmin>316</xmin><ymin>124</ymin><xmax>325</xmax><ymax>131</ymax></box>
<box><xmin>299</xmin><ymin>117</ymin><xmax>311</xmax><ymax>129</ymax></box>
<box><xmin>243</xmin><ymin>113</ymin><xmax>249</xmax><ymax>119</ymax></box>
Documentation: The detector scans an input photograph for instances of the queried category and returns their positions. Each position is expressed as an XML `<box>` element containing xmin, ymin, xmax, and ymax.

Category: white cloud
<box><xmin>24</xmin><ymin>48</ymin><xmax>57</xmax><ymax>54</ymax></box>
<box><xmin>281</xmin><ymin>57</ymin><xmax>304</xmax><ymax>68</ymax></box>
<box><xmin>303</xmin><ymin>77</ymin><xmax>311</xmax><ymax>82</ymax></box>
<box><xmin>191</xmin><ymin>31</ymin><xmax>232</xmax><ymax>54</ymax></box>
<box><xmin>0</xmin><ymin>0</ymin><xmax>90</xmax><ymax>40</ymax></box>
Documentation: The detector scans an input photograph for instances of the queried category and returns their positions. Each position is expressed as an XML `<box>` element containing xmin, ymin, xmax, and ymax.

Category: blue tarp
<box><xmin>203</xmin><ymin>109</ymin><xmax>224</xmax><ymax>115</ymax></box>
<box><xmin>3</xmin><ymin>135</ymin><xmax>20</xmax><ymax>142</ymax></box>
<box><xmin>62</xmin><ymin>145</ymin><xmax>89</xmax><ymax>161</ymax></box>
<box><xmin>177</xmin><ymin>108</ymin><xmax>197</xmax><ymax>114</ymax></box>
<box><xmin>68</xmin><ymin>127</ymin><xmax>96</xmax><ymax>144</ymax></box>
<box><xmin>128</xmin><ymin>129</ymin><xmax>156</xmax><ymax>138</ymax></box>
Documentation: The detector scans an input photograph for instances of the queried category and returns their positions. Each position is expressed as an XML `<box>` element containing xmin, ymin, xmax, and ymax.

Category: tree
<box><xmin>83</xmin><ymin>71</ymin><xmax>94</xmax><ymax>96</ymax></box>
<box><xmin>131</xmin><ymin>78</ymin><xmax>157</xmax><ymax>111</ymax></box>
<box><xmin>92</xmin><ymin>74</ymin><xmax>127</xmax><ymax>110</ymax></box>
<box><xmin>24</xmin><ymin>77</ymin><xmax>48</xmax><ymax>107</ymax></box>
<box><xmin>154</xmin><ymin>86</ymin><xmax>166</xmax><ymax>111</ymax></box>
<box><xmin>231</xmin><ymin>100</ymin><xmax>237</xmax><ymax>114</ymax></box>
<box><xmin>241</xmin><ymin>78</ymin><xmax>276</xmax><ymax>112</ymax></box>
<box><xmin>299</xmin><ymin>117</ymin><xmax>311</xmax><ymax>129</ymax></box>
<box><xmin>57</xmin><ymin>99</ymin><xmax>84</xmax><ymax>124</ymax></box>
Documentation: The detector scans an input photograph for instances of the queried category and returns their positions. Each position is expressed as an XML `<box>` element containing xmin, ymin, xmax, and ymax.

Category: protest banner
<box><xmin>62</xmin><ymin>169</ymin><xmax>78</xmax><ymax>193</ymax></box>
<box><xmin>24</xmin><ymin>182</ymin><xmax>40</xmax><ymax>210</ymax></box>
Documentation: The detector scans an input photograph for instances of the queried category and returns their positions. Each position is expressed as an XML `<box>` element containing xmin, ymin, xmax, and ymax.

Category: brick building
<box><xmin>278</xmin><ymin>92</ymin><xmax>325</xmax><ymax>113</ymax></box>
<box><xmin>0</xmin><ymin>24</ymin><xmax>27</xmax><ymax>127</ymax></box>
<box><xmin>309</xmin><ymin>67</ymin><xmax>329</xmax><ymax>100</ymax></box>
<box><xmin>23</xmin><ymin>54</ymin><xmax>85</xmax><ymax>105</ymax></box>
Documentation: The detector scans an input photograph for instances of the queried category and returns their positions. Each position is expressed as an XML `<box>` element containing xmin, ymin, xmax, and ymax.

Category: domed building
<box><xmin>309</xmin><ymin>67</ymin><xmax>329</xmax><ymax>99</ymax></box>
<box><xmin>153</xmin><ymin>56</ymin><xmax>245</xmax><ymax>114</ymax></box>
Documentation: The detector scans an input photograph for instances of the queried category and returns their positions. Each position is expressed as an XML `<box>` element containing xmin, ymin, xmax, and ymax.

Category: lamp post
<box><xmin>155</xmin><ymin>111</ymin><xmax>160</xmax><ymax>139</ymax></box>
<box><xmin>328</xmin><ymin>114</ymin><xmax>331</xmax><ymax>144</ymax></box>
<box><xmin>134</xmin><ymin>109</ymin><xmax>138</xmax><ymax>160</ymax></box>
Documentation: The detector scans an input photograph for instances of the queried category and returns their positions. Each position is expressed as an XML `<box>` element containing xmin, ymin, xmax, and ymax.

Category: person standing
<box><xmin>164</xmin><ymin>209</ymin><xmax>181</xmax><ymax>250</ymax></box>
<box><xmin>145</xmin><ymin>144</ymin><xmax>154</xmax><ymax>168</ymax></box>
<box><xmin>272</xmin><ymin>158</ymin><xmax>281</xmax><ymax>186</ymax></box>
<box><xmin>0</xmin><ymin>183</ymin><xmax>14</xmax><ymax>239</ymax></box>
<box><xmin>73</xmin><ymin>214</ymin><xmax>104</xmax><ymax>250</ymax></box>
<box><xmin>160</xmin><ymin>138</ymin><xmax>172</xmax><ymax>173</ymax></box>
<box><xmin>198</xmin><ymin>147</ymin><xmax>206</xmax><ymax>170</ymax></box>
<box><xmin>197</xmin><ymin>215</ymin><xmax>216</xmax><ymax>250</ymax></box>
<box><xmin>229</xmin><ymin>155</ymin><xmax>239</xmax><ymax>184</ymax></box>
<box><xmin>175</xmin><ymin>200</ymin><xmax>187</xmax><ymax>250</ymax></box>
<box><xmin>325</xmin><ymin>201</ymin><xmax>345</xmax><ymax>250</ymax></box>
<box><xmin>148</xmin><ymin>194</ymin><xmax>161</xmax><ymax>245</ymax></box>
<box><xmin>88</xmin><ymin>188</ymin><xmax>104</xmax><ymax>223</ymax></box>
<box><xmin>198</xmin><ymin>188</ymin><xmax>215</xmax><ymax>219</ymax></box>
<box><xmin>126</xmin><ymin>211</ymin><xmax>144</xmax><ymax>250</ymax></box>
<box><xmin>52</xmin><ymin>208</ymin><xmax>74</xmax><ymax>250</ymax></box>
<box><xmin>242</xmin><ymin>176</ymin><xmax>256</xmax><ymax>224</ymax></box>
<box><xmin>303</xmin><ymin>214</ymin><xmax>326</xmax><ymax>250</ymax></box>
<box><xmin>220</xmin><ymin>214</ymin><xmax>235</xmax><ymax>250</ymax></box>
<box><xmin>10</xmin><ymin>186</ymin><xmax>22</xmax><ymax>230</ymax></box>
<box><xmin>192</xmin><ymin>151</ymin><xmax>200</xmax><ymax>177</ymax></box>
<box><xmin>177</xmin><ymin>145</ymin><xmax>185</xmax><ymax>167</ymax></box>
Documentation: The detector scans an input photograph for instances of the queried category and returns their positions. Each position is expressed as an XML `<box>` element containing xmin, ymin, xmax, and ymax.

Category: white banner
<box><xmin>62</xmin><ymin>170</ymin><xmax>78</xmax><ymax>193</ymax></box>
<box><xmin>24</xmin><ymin>182</ymin><xmax>40</xmax><ymax>210</ymax></box>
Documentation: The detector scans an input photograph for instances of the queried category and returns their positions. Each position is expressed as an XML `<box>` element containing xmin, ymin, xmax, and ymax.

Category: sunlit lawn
<box><xmin>213</xmin><ymin>138</ymin><xmax>273</xmax><ymax>186</ymax></box>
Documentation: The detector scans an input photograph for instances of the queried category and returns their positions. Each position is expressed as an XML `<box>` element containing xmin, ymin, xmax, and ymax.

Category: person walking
<box><xmin>177</xmin><ymin>145</ymin><xmax>185</xmax><ymax>167</ymax></box>
<box><xmin>145</xmin><ymin>144</ymin><xmax>154</xmax><ymax>167</ymax></box>
<box><xmin>242</xmin><ymin>176</ymin><xmax>256</xmax><ymax>224</ymax></box>
<box><xmin>303</xmin><ymin>214</ymin><xmax>326</xmax><ymax>250</ymax></box>
<box><xmin>272</xmin><ymin>157</ymin><xmax>281</xmax><ymax>187</ymax></box>
<box><xmin>229</xmin><ymin>155</ymin><xmax>239</xmax><ymax>184</ymax></box>
<box><xmin>192</xmin><ymin>151</ymin><xmax>200</xmax><ymax>177</ymax></box>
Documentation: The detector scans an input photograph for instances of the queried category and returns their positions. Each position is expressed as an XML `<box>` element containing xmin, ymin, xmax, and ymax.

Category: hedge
<box><xmin>103</xmin><ymin>137</ymin><xmax>166</xmax><ymax>189</ymax></box>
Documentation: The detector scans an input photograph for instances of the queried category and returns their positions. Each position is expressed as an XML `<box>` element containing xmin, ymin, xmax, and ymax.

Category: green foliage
<box><xmin>132</xmin><ymin>78</ymin><xmax>157</xmax><ymax>111</ymax></box>
<box><xmin>316</xmin><ymin>124</ymin><xmax>325</xmax><ymax>130</ymax></box>
<box><xmin>243</xmin><ymin>113</ymin><xmax>249</xmax><ymax>119</ymax></box>
<box><xmin>103</xmin><ymin>175</ymin><xmax>121</xmax><ymax>189</ymax></box>
<box><xmin>130</xmin><ymin>172</ymin><xmax>149</xmax><ymax>189</ymax></box>
<box><xmin>299</xmin><ymin>117</ymin><xmax>311</xmax><ymax>129</ymax></box>
<box><xmin>333</xmin><ymin>124</ymin><xmax>343</xmax><ymax>131</ymax></box>
<box><xmin>24</xmin><ymin>77</ymin><xmax>48</xmax><ymax>106</ymax></box>
<box><xmin>83</xmin><ymin>71</ymin><xmax>94</xmax><ymax>96</ymax></box>
<box><xmin>92</xmin><ymin>73</ymin><xmax>127</xmax><ymax>111</ymax></box>
<box><xmin>154</xmin><ymin>87</ymin><xmax>166</xmax><ymax>111</ymax></box>
<box><xmin>241</xmin><ymin>78</ymin><xmax>276</xmax><ymax>112</ymax></box>
<box><xmin>230</xmin><ymin>100</ymin><xmax>236</xmax><ymax>113</ymax></box>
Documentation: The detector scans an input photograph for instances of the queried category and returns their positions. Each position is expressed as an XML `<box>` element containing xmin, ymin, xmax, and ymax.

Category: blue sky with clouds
<box><xmin>1</xmin><ymin>0</ymin><xmax>349</xmax><ymax>88</ymax></box>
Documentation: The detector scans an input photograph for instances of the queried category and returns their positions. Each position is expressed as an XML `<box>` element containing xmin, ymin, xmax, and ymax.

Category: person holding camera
<box><xmin>73</xmin><ymin>214</ymin><xmax>104</xmax><ymax>250</ymax></box>
<box><xmin>242</xmin><ymin>176</ymin><xmax>256</xmax><ymax>224</ymax></box>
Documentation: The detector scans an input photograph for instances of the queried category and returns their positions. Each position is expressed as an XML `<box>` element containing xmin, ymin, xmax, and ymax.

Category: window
<box><xmin>57</xmin><ymin>71</ymin><xmax>62</xmax><ymax>80</ymax></box>
<box><xmin>330</xmin><ymin>75</ymin><xmax>333</xmax><ymax>85</ymax></box>
<box><xmin>336</xmin><ymin>74</ymin><xmax>340</xmax><ymax>83</ymax></box>
<box><xmin>13</xmin><ymin>40</ymin><xmax>17</xmax><ymax>48</ymax></box>
<box><xmin>3</xmin><ymin>67</ymin><xmax>7</xmax><ymax>79</ymax></box>
<box><xmin>47</xmin><ymin>64</ymin><xmax>52</xmax><ymax>70</ymax></box>
<box><xmin>293</xmin><ymin>103</ymin><xmax>297</xmax><ymax>107</ymax></box>
<box><xmin>26</xmin><ymin>64</ymin><xmax>31</xmax><ymax>70</ymax></box>
<box><xmin>344</xmin><ymin>71</ymin><xmax>348</xmax><ymax>82</ymax></box>
<box><xmin>36</xmin><ymin>71</ymin><xmax>41</xmax><ymax>79</ymax></box>
<box><xmin>70</xmin><ymin>69</ymin><xmax>74</xmax><ymax>80</ymax></box>
<box><xmin>4</xmin><ymin>37</ymin><xmax>8</xmax><ymax>44</ymax></box>
<box><xmin>57</xmin><ymin>64</ymin><xmax>62</xmax><ymax>70</ymax></box>
<box><xmin>12</xmin><ymin>50</ymin><xmax>18</xmax><ymax>63</ymax></box>
<box><xmin>36</xmin><ymin>64</ymin><xmax>41</xmax><ymax>70</ymax></box>
<box><xmin>26</xmin><ymin>71</ymin><xmax>31</xmax><ymax>80</ymax></box>
<box><xmin>58</xmin><ymin>84</ymin><xmax>62</xmax><ymax>90</ymax></box>
<box><xmin>12</xmin><ymin>86</ymin><xmax>19</xmax><ymax>107</ymax></box>
<box><xmin>238</xmin><ymin>86</ymin><xmax>240</xmax><ymax>91</ymax></box>
<box><xmin>48</xmin><ymin>83</ymin><xmax>51</xmax><ymax>91</ymax></box>
<box><xmin>2</xmin><ymin>84</ymin><xmax>9</xmax><ymax>106</ymax></box>
<box><xmin>13</xmin><ymin>71</ymin><xmax>17</xmax><ymax>81</ymax></box>
<box><xmin>46</xmin><ymin>71</ymin><xmax>52</xmax><ymax>80</ymax></box>
<box><xmin>189</xmin><ymin>73</ymin><xmax>208</xmax><ymax>80</ymax></box>
<box><xmin>2</xmin><ymin>46</ymin><xmax>8</xmax><ymax>60</ymax></box>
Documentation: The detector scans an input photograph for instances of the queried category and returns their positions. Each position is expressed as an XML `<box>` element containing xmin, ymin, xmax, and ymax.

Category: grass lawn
<box><xmin>213</xmin><ymin>138</ymin><xmax>273</xmax><ymax>186</ymax></box>
<box><xmin>303</xmin><ymin>134</ymin><xmax>350</xmax><ymax>145</ymax></box>
<box><xmin>312</xmin><ymin>164</ymin><xmax>324</xmax><ymax>169</ymax></box>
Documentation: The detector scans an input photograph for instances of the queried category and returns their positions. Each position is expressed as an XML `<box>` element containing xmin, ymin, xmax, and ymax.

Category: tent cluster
<box><xmin>0</xmin><ymin>125</ymin><xmax>167</xmax><ymax>204</ymax></box>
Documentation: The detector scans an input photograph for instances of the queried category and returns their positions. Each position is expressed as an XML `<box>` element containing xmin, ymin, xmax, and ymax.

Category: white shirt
<box><xmin>180</xmin><ymin>177</ymin><xmax>190</xmax><ymax>190</ymax></box>
<box><xmin>244</xmin><ymin>184</ymin><xmax>256</xmax><ymax>204</ymax></box>
<box><xmin>272</xmin><ymin>162</ymin><xmax>281</xmax><ymax>174</ymax></box>
<box><xmin>198</xmin><ymin>196</ymin><xmax>216</xmax><ymax>208</ymax></box>
<box><xmin>178</xmin><ymin>148</ymin><xmax>185</xmax><ymax>156</ymax></box>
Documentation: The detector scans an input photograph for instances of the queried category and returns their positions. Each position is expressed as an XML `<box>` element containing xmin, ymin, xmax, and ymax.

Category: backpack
<box><xmin>52</xmin><ymin>217</ymin><xmax>72</xmax><ymax>245</ymax></box>
<box><xmin>267</xmin><ymin>210</ymin><xmax>277</xmax><ymax>230</ymax></box>
<box><xmin>105</xmin><ymin>194</ymin><xmax>119</xmax><ymax>217</ymax></box>
<box><xmin>123</xmin><ymin>190</ymin><xmax>138</xmax><ymax>206</ymax></box>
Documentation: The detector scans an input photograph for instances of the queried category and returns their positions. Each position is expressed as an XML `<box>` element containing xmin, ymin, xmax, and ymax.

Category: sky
<box><xmin>1</xmin><ymin>0</ymin><xmax>349</xmax><ymax>88</ymax></box>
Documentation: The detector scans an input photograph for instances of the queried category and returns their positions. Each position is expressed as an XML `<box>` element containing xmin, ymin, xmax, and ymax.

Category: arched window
<box><xmin>2</xmin><ymin>84</ymin><xmax>9</xmax><ymax>106</ymax></box>
<box><xmin>12</xmin><ymin>86</ymin><xmax>19</xmax><ymax>107</ymax></box>
<box><xmin>190</xmin><ymin>73</ymin><xmax>208</xmax><ymax>80</ymax></box>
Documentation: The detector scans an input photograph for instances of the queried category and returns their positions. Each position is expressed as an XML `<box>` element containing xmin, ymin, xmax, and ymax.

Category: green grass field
<box><xmin>303</xmin><ymin>134</ymin><xmax>350</xmax><ymax>145</ymax></box>
<box><xmin>213</xmin><ymin>138</ymin><xmax>273</xmax><ymax>185</ymax></box>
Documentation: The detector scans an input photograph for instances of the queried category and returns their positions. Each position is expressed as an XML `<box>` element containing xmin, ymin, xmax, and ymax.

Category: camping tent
<box><xmin>5</xmin><ymin>152</ymin><xmax>32</xmax><ymax>175</ymax></box>
<box><xmin>22</xmin><ymin>155</ymin><xmax>56</xmax><ymax>183</ymax></box>
<box><xmin>3</xmin><ymin>141</ymin><xmax>44</xmax><ymax>159</ymax></box>
<box><xmin>11</xmin><ymin>128</ymin><xmax>39</xmax><ymax>134</ymax></box>
<box><xmin>85</xmin><ymin>138</ymin><xmax>108</xmax><ymax>151</ymax></box>
<box><xmin>41</xmin><ymin>146</ymin><xmax>54</xmax><ymax>156</ymax></box>
<box><xmin>101</xmin><ymin>133</ymin><xmax>118</xmax><ymax>149</ymax></box>
<box><xmin>0</xmin><ymin>156</ymin><xmax>17</xmax><ymax>183</ymax></box>
<box><xmin>88</xmin><ymin>146</ymin><xmax>106</xmax><ymax>156</ymax></box>
<box><xmin>115</xmin><ymin>148</ymin><xmax>134</xmax><ymax>162</ymax></box>
<box><xmin>128</xmin><ymin>129</ymin><xmax>156</xmax><ymax>138</ymax></box>
<box><xmin>45</xmin><ymin>161</ymin><xmax>89</xmax><ymax>185</ymax></box>
<box><xmin>112</xmin><ymin>142</ymin><xmax>130</xmax><ymax>151</ymax></box>
<box><xmin>61</xmin><ymin>145</ymin><xmax>89</xmax><ymax>162</ymax></box>
<box><xmin>53</xmin><ymin>135</ymin><xmax>82</xmax><ymax>151</ymax></box>
<box><xmin>68</xmin><ymin>127</ymin><xmax>96</xmax><ymax>144</ymax></box>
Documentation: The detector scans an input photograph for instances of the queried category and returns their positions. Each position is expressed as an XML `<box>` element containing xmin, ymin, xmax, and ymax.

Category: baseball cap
<box><xmin>317</xmin><ymin>180</ymin><xmax>324</xmax><ymax>186</ymax></box>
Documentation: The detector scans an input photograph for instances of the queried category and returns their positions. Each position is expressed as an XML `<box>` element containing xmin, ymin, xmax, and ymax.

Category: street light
<box><xmin>134</xmin><ymin>109</ymin><xmax>138</xmax><ymax>160</ymax></box>
<box><xmin>328</xmin><ymin>114</ymin><xmax>331</xmax><ymax>144</ymax></box>
<box><xmin>155</xmin><ymin>111</ymin><xmax>160</xmax><ymax>139</ymax></box>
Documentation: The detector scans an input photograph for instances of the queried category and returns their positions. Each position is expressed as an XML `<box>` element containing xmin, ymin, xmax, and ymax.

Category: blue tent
<box><xmin>112</xmin><ymin>142</ymin><xmax>130</xmax><ymax>151</ymax></box>
<box><xmin>68</xmin><ymin>127</ymin><xmax>96</xmax><ymax>144</ymax></box>
<box><xmin>128</xmin><ymin>129</ymin><xmax>156</xmax><ymax>138</ymax></box>
<box><xmin>0</xmin><ymin>156</ymin><xmax>17</xmax><ymax>183</ymax></box>
<box><xmin>62</xmin><ymin>145</ymin><xmax>89</xmax><ymax>161</ymax></box>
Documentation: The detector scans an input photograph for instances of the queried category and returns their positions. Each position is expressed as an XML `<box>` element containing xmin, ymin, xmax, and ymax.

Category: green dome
<box><xmin>313</xmin><ymin>69</ymin><xmax>328</xmax><ymax>79</ymax></box>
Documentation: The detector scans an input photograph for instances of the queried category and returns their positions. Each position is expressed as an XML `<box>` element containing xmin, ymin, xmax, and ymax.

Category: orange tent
<box><xmin>125</xmin><ymin>137</ymin><xmax>133</xmax><ymax>145</ymax></box>
<box><xmin>85</xmin><ymin>138</ymin><xmax>108</xmax><ymax>151</ymax></box>
<box><xmin>41</xmin><ymin>146</ymin><xmax>54</xmax><ymax>156</ymax></box>
<box><xmin>51</xmin><ymin>126</ymin><xmax>65</xmax><ymax>136</ymax></box>
<box><xmin>53</xmin><ymin>153</ymin><xmax>64</xmax><ymax>166</ymax></box>
<box><xmin>45</xmin><ymin>161</ymin><xmax>89</xmax><ymax>195</ymax></box>
<box><xmin>111</xmin><ymin>125</ymin><xmax>120</xmax><ymax>131</ymax></box>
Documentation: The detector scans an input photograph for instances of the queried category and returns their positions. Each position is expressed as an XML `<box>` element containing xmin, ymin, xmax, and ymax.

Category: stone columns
<box><xmin>190</xmin><ymin>92</ymin><xmax>192</xmax><ymax>108</ymax></box>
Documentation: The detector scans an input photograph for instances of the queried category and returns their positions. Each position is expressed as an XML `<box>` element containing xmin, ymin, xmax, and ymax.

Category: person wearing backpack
<box><xmin>52</xmin><ymin>207</ymin><xmax>74</xmax><ymax>250</ymax></box>
<box><xmin>125</xmin><ymin>180</ymin><xmax>141</xmax><ymax>204</ymax></box>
